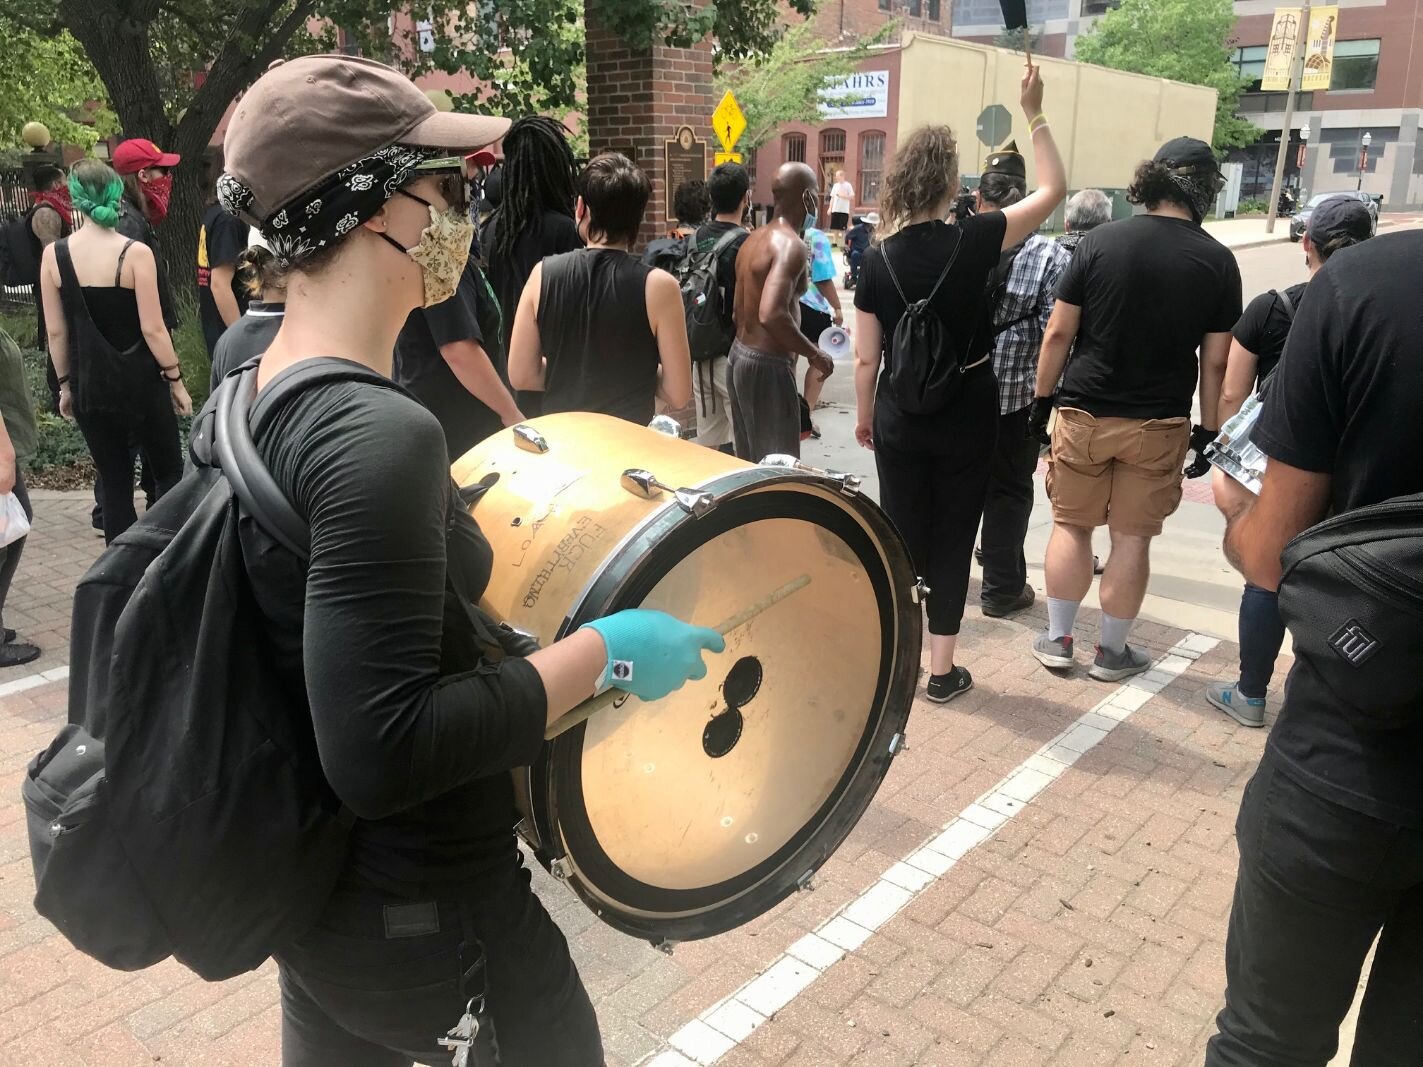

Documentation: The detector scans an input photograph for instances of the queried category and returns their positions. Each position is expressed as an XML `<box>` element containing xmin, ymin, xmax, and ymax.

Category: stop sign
<box><xmin>976</xmin><ymin>104</ymin><xmax>1012</xmax><ymax>148</ymax></box>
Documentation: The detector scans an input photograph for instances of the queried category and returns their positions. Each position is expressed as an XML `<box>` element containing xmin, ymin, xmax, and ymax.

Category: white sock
<box><xmin>1100</xmin><ymin>613</ymin><xmax>1134</xmax><ymax>654</ymax></box>
<box><xmin>1047</xmin><ymin>597</ymin><xmax>1080</xmax><ymax>641</ymax></box>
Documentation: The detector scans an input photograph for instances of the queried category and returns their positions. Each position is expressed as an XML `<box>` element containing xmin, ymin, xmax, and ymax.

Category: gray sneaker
<box><xmin>1205</xmin><ymin>682</ymin><xmax>1267</xmax><ymax>728</ymax></box>
<box><xmin>1032</xmin><ymin>631</ymin><xmax>1075</xmax><ymax>670</ymax></box>
<box><xmin>1089</xmin><ymin>643</ymin><xmax>1152</xmax><ymax>682</ymax></box>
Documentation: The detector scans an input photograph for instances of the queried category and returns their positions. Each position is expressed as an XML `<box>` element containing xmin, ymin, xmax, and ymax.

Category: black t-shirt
<box><xmin>1254</xmin><ymin>231</ymin><xmax>1423</xmax><ymax>827</ymax></box>
<box><xmin>694</xmin><ymin>221</ymin><xmax>749</xmax><ymax>331</ymax></box>
<box><xmin>395</xmin><ymin>258</ymin><xmax>507</xmax><ymax>461</ymax></box>
<box><xmin>480</xmin><ymin>209</ymin><xmax>582</xmax><ymax>354</ymax></box>
<box><xmin>197</xmin><ymin>203</ymin><xmax>250</xmax><ymax>357</ymax></box>
<box><xmin>1055</xmin><ymin>215</ymin><xmax>1242</xmax><ymax>419</ymax></box>
<box><xmin>242</xmin><ymin>373</ymin><xmax>547</xmax><ymax>893</ymax></box>
<box><xmin>1231</xmin><ymin>282</ymin><xmax>1307</xmax><ymax>386</ymax></box>
<box><xmin>852</xmin><ymin>213</ymin><xmax>1006</xmax><ymax>452</ymax></box>
<box><xmin>208</xmin><ymin>302</ymin><xmax>284</xmax><ymax>391</ymax></box>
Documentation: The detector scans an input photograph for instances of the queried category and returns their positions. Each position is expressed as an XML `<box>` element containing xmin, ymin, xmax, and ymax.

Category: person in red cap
<box><xmin>110</xmin><ymin>138</ymin><xmax>180</xmax><ymax>227</ymax></box>
<box><xmin>217</xmin><ymin>54</ymin><xmax>721</xmax><ymax>1065</ymax></box>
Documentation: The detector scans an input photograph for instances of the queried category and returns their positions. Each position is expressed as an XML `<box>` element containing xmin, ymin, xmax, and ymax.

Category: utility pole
<box><xmin>1265</xmin><ymin>1</ymin><xmax>1310</xmax><ymax>234</ymax></box>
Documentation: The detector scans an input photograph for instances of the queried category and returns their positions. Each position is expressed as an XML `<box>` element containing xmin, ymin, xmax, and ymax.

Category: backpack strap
<box><xmin>1274</xmin><ymin>287</ymin><xmax>1296</xmax><ymax>321</ymax></box>
<box><xmin>881</xmin><ymin>228</ymin><xmax>963</xmax><ymax>310</ymax></box>
<box><xmin>213</xmin><ymin>358</ymin><xmax>405</xmax><ymax>562</ymax></box>
<box><xmin>52</xmin><ymin>239</ymin><xmax>95</xmax><ymax>326</ymax></box>
<box><xmin>708</xmin><ymin>226</ymin><xmax>746</xmax><ymax>258</ymax></box>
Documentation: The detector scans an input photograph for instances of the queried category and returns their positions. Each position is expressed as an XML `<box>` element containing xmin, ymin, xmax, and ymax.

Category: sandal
<box><xmin>0</xmin><ymin>642</ymin><xmax>40</xmax><ymax>669</ymax></box>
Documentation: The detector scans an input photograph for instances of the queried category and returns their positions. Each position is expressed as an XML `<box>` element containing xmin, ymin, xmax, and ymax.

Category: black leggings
<box><xmin>73</xmin><ymin>386</ymin><xmax>183</xmax><ymax>544</ymax></box>
<box><xmin>278</xmin><ymin>858</ymin><xmax>603</xmax><ymax>1066</ymax></box>
<box><xmin>874</xmin><ymin>373</ymin><xmax>998</xmax><ymax>636</ymax></box>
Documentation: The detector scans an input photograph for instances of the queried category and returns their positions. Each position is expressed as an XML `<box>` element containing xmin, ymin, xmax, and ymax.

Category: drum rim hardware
<box><xmin>620</xmin><ymin>468</ymin><xmax>716</xmax><ymax>517</ymax></box>
<box><xmin>511</xmin><ymin>423</ymin><xmax>550</xmax><ymax>454</ymax></box>
<box><xmin>760</xmin><ymin>453</ymin><xmax>862</xmax><ymax>497</ymax></box>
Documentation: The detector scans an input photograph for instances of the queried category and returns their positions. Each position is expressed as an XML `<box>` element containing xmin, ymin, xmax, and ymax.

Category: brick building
<box><xmin>1227</xmin><ymin>0</ymin><xmax>1423</xmax><ymax>208</ymax></box>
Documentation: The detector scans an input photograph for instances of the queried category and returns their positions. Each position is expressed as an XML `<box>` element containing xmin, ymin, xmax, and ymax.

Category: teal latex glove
<box><xmin>581</xmin><ymin>609</ymin><xmax>726</xmax><ymax>702</ymax></box>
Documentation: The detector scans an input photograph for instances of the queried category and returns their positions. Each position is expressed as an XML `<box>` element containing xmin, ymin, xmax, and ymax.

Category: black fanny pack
<box><xmin>1277</xmin><ymin>491</ymin><xmax>1423</xmax><ymax>729</ymax></box>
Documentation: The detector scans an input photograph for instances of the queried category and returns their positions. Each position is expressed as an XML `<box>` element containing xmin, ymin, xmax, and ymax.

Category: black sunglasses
<box><xmin>399</xmin><ymin>165</ymin><xmax>470</xmax><ymax>215</ymax></box>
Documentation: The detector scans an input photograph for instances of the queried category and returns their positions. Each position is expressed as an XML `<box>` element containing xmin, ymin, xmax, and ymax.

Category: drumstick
<box><xmin>545</xmin><ymin>574</ymin><xmax>812</xmax><ymax>741</ymax></box>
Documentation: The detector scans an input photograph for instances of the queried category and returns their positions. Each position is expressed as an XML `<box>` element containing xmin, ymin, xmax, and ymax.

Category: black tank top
<box><xmin>537</xmin><ymin>248</ymin><xmax>660</xmax><ymax>424</ymax></box>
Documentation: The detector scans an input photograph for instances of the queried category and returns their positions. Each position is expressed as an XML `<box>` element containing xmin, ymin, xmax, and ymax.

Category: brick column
<box><xmin>584</xmin><ymin>15</ymin><xmax>715</xmax><ymax>250</ymax></box>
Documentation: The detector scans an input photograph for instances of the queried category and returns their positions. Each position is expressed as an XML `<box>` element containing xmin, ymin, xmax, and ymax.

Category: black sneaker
<box><xmin>982</xmin><ymin>585</ymin><xmax>1035</xmax><ymax>618</ymax></box>
<box><xmin>926</xmin><ymin>665</ymin><xmax>973</xmax><ymax>703</ymax></box>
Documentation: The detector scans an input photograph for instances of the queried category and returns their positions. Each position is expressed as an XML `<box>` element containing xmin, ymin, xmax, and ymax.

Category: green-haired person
<box><xmin>39</xmin><ymin>157</ymin><xmax>191</xmax><ymax>544</ymax></box>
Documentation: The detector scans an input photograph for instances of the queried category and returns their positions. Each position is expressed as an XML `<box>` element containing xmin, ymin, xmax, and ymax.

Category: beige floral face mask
<box><xmin>381</xmin><ymin>195</ymin><xmax>475</xmax><ymax>307</ymax></box>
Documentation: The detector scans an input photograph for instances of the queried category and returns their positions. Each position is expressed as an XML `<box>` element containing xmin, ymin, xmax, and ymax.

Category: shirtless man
<box><xmin>729</xmin><ymin>162</ymin><xmax>834</xmax><ymax>461</ymax></box>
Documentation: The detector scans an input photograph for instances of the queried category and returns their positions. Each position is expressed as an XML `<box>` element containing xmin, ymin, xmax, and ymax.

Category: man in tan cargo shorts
<box><xmin>1024</xmin><ymin>137</ymin><xmax>1241</xmax><ymax>681</ymax></box>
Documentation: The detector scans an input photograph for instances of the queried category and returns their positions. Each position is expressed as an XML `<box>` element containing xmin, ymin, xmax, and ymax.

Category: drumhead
<box><xmin>533</xmin><ymin>470</ymin><xmax>920</xmax><ymax>943</ymax></box>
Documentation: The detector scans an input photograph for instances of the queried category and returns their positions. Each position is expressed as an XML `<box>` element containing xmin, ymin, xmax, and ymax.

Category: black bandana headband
<box><xmin>217</xmin><ymin>144</ymin><xmax>440</xmax><ymax>266</ymax></box>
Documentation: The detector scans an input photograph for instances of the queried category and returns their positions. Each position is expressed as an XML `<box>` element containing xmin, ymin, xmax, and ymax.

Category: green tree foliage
<box><xmin>0</xmin><ymin>0</ymin><xmax>814</xmax><ymax>281</ymax></box>
<box><xmin>718</xmin><ymin>21</ymin><xmax>896</xmax><ymax>152</ymax></box>
<box><xmin>1073</xmin><ymin>0</ymin><xmax>1262</xmax><ymax>153</ymax></box>
<box><xmin>0</xmin><ymin>23</ymin><xmax>115</xmax><ymax>149</ymax></box>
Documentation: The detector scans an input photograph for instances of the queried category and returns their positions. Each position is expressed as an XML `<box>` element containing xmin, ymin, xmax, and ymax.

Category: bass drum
<box><xmin>452</xmin><ymin>414</ymin><xmax>922</xmax><ymax>946</ymax></box>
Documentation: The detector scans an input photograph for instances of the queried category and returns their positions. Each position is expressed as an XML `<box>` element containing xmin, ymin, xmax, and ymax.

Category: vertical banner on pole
<box><xmin>1261</xmin><ymin>7</ymin><xmax>1302</xmax><ymax>91</ymax></box>
<box><xmin>1301</xmin><ymin>6</ymin><xmax>1340</xmax><ymax>91</ymax></box>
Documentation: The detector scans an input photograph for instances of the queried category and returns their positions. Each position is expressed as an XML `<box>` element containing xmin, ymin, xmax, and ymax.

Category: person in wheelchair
<box><xmin>842</xmin><ymin>212</ymin><xmax>876</xmax><ymax>289</ymax></box>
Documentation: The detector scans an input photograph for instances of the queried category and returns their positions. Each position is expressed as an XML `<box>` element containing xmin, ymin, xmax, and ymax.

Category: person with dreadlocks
<box><xmin>1028</xmin><ymin>136</ymin><xmax>1241</xmax><ymax>682</ymax></box>
<box><xmin>479</xmin><ymin>116</ymin><xmax>582</xmax><ymax>363</ymax></box>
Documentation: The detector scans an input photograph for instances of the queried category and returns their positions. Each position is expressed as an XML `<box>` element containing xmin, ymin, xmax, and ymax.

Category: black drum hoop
<box><xmin>539</xmin><ymin>473</ymin><xmax>920</xmax><ymax>942</ymax></box>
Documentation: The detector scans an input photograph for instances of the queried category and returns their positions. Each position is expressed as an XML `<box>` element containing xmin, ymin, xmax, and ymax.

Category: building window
<box><xmin>878</xmin><ymin>0</ymin><xmax>891</xmax><ymax>10</ymax></box>
<box><xmin>821</xmin><ymin>129</ymin><xmax>846</xmax><ymax>156</ymax></box>
<box><xmin>927</xmin><ymin>0</ymin><xmax>940</xmax><ymax>19</ymax></box>
<box><xmin>1330</xmin><ymin>39</ymin><xmax>1380</xmax><ymax>91</ymax></box>
<box><xmin>783</xmin><ymin>133</ymin><xmax>806</xmax><ymax>164</ymax></box>
<box><xmin>860</xmin><ymin>132</ymin><xmax>886</xmax><ymax>206</ymax></box>
<box><xmin>1232</xmin><ymin>45</ymin><xmax>1268</xmax><ymax>92</ymax></box>
<box><xmin>908</xmin><ymin>0</ymin><xmax>922</xmax><ymax>14</ymax></box>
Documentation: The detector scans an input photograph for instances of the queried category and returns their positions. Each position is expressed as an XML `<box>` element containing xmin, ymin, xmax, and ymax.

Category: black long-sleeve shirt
<box><xmin>241</xmin><ymin>375</ymin><xmax>547</xmax><ymax>893</ymax></box>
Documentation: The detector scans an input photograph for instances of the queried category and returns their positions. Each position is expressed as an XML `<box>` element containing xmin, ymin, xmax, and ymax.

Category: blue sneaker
<box><xmin>1205</xmin><ymin>682</ymin><xmax>1266</xmax><ymax>728</ymax></box>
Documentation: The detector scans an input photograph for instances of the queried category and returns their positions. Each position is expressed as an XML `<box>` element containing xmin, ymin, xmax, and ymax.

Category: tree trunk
<box><xmin>58</xmin><ymin>0</ymin><xmax>318</xmax><ymax>295</ymax></box>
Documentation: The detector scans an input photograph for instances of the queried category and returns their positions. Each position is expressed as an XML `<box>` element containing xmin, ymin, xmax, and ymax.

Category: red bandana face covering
<box><xmin>142</xmin><ymin>174</ymin><xmax>173</xmax><ymax>225</ymax></box>
<box><xmin>33</xmin><ymin>188</ymin><xmax>73</xmax><ymax>224</ymax></box>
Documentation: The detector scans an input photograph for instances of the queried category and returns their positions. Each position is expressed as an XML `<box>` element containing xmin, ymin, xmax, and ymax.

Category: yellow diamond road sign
<box><xmin>714</xmin><ymin>150</ymin><xmax>743</xmax><ymax>165</ymax></box>
<box><xmin>712</xmin><ymin>91</ymin><xmax>747</xmax><ymax>153</ymax></box>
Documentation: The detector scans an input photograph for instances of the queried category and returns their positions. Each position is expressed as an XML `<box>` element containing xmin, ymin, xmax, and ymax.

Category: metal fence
<box><xmin>1</xmin><ymin>168</ymin><xmax>39</xmax><ymax>312</ymax></box>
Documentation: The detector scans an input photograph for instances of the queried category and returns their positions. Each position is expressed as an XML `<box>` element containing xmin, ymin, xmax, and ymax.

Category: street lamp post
<box><xmin>1357</xmin><ymin>131</ymin><xmax>1372</xmax><ymax>191</ymax></box>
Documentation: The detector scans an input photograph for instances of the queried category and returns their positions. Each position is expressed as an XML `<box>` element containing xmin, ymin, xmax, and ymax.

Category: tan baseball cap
<box><xmin>223</xmin><ymin>54</ymin><xmax>510</xmax><ymax>225</ymax></box>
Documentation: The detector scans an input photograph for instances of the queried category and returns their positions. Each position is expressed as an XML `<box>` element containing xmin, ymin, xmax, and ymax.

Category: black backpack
<box><xmin>675</xmin><ymin>227</ymin><xmax>745</xmax><ymax>364</ymax></box>
<box><xmin>1277</xmin><ymin>493</ymin><xmax>1423</xmax><ymax>729</ymax></box>
<box><xmin>0</xmin><ymin>209</ymin><xmax>41</xmax><ymax>287</ymax></box>
<box><xmin>986</xmin><ymin>241</ymin><xmax>1036</xmax><ymax>338</ymax></box>
<box><xmin>21</xmin><ymin>358</ymin><xmax>536</xmax><ymax>981</ymax></box>
<box><xmin>881</xmin><ymin>229</ymin><xmax>965</xmax><ymax>415</ymax></box>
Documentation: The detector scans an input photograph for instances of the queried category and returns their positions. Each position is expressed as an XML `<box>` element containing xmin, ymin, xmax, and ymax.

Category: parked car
<box><xmin>1290</xmin><ymin>190</ymin><xmax>1380</xmax><ymax>242</ymax></box>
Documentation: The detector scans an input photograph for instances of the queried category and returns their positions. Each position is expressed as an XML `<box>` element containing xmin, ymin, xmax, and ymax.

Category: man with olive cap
<box><xmin>1028</xmin><ymin>136</ymin><xmax>1241</xmax><ymax>682</ymax></box>
<box><xmin>973</xmin><ymin>140</ymin><xmax>1070</xmax><ymax>619</ymax></box>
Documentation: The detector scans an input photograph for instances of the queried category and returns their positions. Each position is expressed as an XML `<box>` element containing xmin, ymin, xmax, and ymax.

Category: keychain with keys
<box><xmin>438</xmin><ymin>998</ymin><xmax>481</xmax><ymax>1067</ymax></box>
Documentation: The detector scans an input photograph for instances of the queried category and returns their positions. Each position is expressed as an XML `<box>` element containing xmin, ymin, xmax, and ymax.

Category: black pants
<box><xmin>0</xmin><ymin>470</ymin><xmax>31</xmax><ymax>631</ymax></box>
<box><xmin>1238</xmin><ymin>584</ymin><xmax>1286</xmax><ymax>698</ymax></box>
<box><xmin>979</xmin><ymin>404</ymin><xmax>1040</xmax><ymax>607</ymax></box>
<box><xmin>73</xmin><ymin>389</ymin><xmax>183</xmax><ymax>545</ymax></box>
<box><xmin>1206</xmin><ymin>753</ymin><xmax>1423</xmax><ymax>1066</ymax></box>
<box><xmin>874</xmin><ymin>379</ymin><xmax>997</xmax><ymax>636</ymax></box>
<box><xmin>278</xmin><ymin>859</ymin><xmax>603</xmax><ymax>1066</ymax></box>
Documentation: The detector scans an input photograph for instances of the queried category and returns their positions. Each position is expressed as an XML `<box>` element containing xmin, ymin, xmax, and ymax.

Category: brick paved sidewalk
<box><xmin>0</xmin><ymin>492</ymin><xmax>1276</xmax><ymax>1066</ymax></box>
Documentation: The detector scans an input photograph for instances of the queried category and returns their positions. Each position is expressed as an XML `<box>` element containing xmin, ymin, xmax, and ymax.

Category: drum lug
<box><xmin>621</xmin><ymin>469</ymin><xmax>717</xmax><ymax>517</ymax></box>
<box><xmin>512</xmin><ymin>424</ymin><xmax>549</xmax><ymax>454</ymax></box>
<box><xmin>796</xmin><ymin>869</ymin><xmax>816</xmax><ymax>892</ymax></box>
<box><xmin>650</xmin><ymin>938</ymin><xmax>678</xmax><ymax>955</ymax></box>
<box><xmin>549</xmin><ymin>857</ymin><xmax>572</xmax><ymax>882</ymax></box>
<box><xmin>647</xmin><ymin>415</ymin><xmax>682</xmax><ymax>438</ymax></box>
<box><xmin>758</xmin><ymin>454</ymin><xmax>861</xmax><ymax>496</ymax></box>
<box><xmin>889</xmin><ymin>732</ymin><xmax>907</xmax><ymax>756</ymax></box>
<box><xmin>911</xmin><ymin>578</ymin><xmax>930</xmax><ymax>604</ymax></box>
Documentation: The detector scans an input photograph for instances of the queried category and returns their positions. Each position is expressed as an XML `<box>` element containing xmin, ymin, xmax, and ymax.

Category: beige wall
<box><xmin>896</xmin><ymin>32</ymin><xmax>1218</xmax><ymax>191</ymax></box>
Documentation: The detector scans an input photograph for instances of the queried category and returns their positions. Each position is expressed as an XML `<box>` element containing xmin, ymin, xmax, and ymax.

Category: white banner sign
<box><xmin>820</xmin><ymin>70</ymin><xmax>891</xmax><ymax>121</ymax></box>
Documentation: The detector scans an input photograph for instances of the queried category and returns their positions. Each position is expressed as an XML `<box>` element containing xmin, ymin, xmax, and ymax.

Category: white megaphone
<box><xmin>817</xmin><ymin>324</ymin><xmax>852</xmax><ymax>360</ymax></box>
